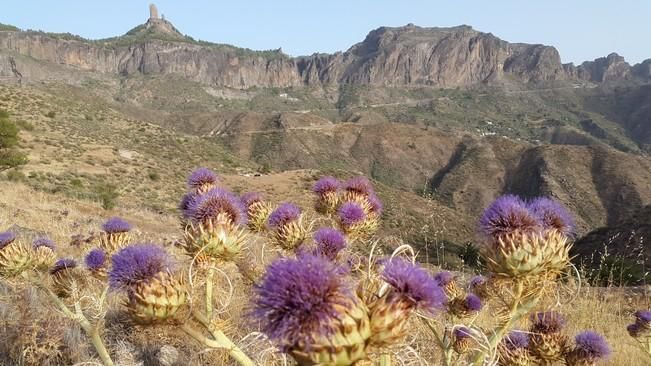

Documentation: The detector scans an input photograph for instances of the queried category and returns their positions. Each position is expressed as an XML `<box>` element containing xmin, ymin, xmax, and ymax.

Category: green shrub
<box><xmin>45</xmin><ymin>111</ymin><xmax>56</xmax><ymax>118</ymax></box>
<box><xmin>95</xmin><ymin>182</ymin><xmax>119</xmax><ymax>210</ymax></box>
<box><xmin>0</xmin><ymin>111</ymin><xmax>27</xmax><ymax>170</ymax></box>
<box><xmin>148</xmin><ymin>171</ymin><xmax>161</xmax><ymax>181</ymax></box>
<box><xmin>6</xmin><ymin>169</ymin><xmax>25</xmax><ymax>182</ymax></box>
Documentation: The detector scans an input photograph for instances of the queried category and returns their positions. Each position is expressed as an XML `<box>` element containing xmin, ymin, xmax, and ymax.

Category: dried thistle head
<box><xmin>453</xmin><ymin>326</ymin><xmax>475</xmax><ymax>354</ymax></box>
<box><xmin>50</xmin><ymin>258</ymin><xmax>80</xmax><ymax>298</ymax></box>
<box><xmin>628</xmin><ymin>310</ymin><xmax>651</xmax><ymax>338</ymax></box>
<box><xmin>251</xmin><ymin>253</ymin><xmax>371</xmax><ymax>365</ymax></box>
<box><xmin>0</xmin><ymin>239</ymin><xmax>33</xmax><ymax>277</ymax></box>
<box><xmin>529</xmin><ymin>311</ymin><xmax>569</xmax><ymax>362</ymax></box>
<box><xmin>498</xmin><ymin>331</ymin><xmax>532</xmax><ymax>366</ymax></box>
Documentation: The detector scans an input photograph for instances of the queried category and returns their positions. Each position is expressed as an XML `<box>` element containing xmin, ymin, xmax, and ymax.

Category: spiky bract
<box><xmin>498</xmin><ymin>331</ymin><xmax>532</xmax><ymax>366</ymax></box>
<box><xmin>313</xmin><ymin>176</ymin><xmax>341</xmax><ymax>215</ymax></box>
<box><xmin>241</xmin><ymin>192</ymin><xmax>273</xmax><ymax>232</ymax></box>
<box><xmin>252</xmin><ymin>254</ymin><xmax>371</xmax><ymax>365</ymax></box>
<box><xmin>0</xmin><ymin>240</ymin><xmax>33</xmax><ymax>277</ymax></box>
<box><xmin>267</xmin><ymin>203</ymin><xmax>308</xmax><ymax>250</ymax></box>
<box><xmin>529</xmin><ymin>311</ymin><xmax>568</xmax><ymax>362</ymax></box>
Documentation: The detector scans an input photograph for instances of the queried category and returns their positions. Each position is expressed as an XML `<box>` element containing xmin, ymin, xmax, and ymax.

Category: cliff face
<box><xmin>0</xmin><ymin>24</ymin><xmax>648</xmax><ymax>88</ymax></box>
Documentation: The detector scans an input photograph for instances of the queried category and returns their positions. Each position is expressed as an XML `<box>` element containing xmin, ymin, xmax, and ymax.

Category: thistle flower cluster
<box><xmin>479</xmin><ymin>195</ymin><xmax>574</xmax><ymax>279</ymax></box>
<box><xmin>252</xmin><ymin>255</ymin><xmax>445</xmax><ymax>364</ymax></box>
<box><xmin>432</xmin><ymin>271</ymin><xmax>483</xmax><ymax>319</ymax></box>
<box><xmin>627</xmin><ymin>310</ymin><xmax>651</xmax><ymax>358</ymax></box>
<box><xmin>0</xmin><ymin>231</ymin><xmax>56</xmax><ymax>276</ymax></box>
<box><xmin>312</xmin><ymin>176</ymin><xmax>383</xmax><ymax>242</ymax></box>
<box><xmin>180</xmin><ymin>168</ymin><xmax>249</xmax><ymax>263</ymax></box>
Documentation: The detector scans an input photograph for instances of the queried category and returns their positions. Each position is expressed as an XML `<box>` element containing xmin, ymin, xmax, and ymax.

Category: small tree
<box><xmin>0</xmin><ymin>110</ymin><xmax>27</xmax><ymax>171</ymax></box>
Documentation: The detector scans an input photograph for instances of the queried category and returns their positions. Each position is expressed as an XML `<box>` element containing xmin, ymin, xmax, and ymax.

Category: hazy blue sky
<box><xmin>2</xmin><ymin>1</ymin><xmax>649</xmax><ymax>64</ymax></box>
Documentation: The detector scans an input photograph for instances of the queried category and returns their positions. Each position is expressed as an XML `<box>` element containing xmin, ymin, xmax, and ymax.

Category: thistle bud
<box><xmin>99</xmin><ymin>217</ymin><xmax>133</xmax><ymax>254</ymax></box>
<box><xmin>368</xmin><ymin>258</ymin><xmax>445</xmax><ymax>346</ymax></box>
<box><xmin>529</xmin><ymin>311</ymin><xmax>568</xmax><ymax>362</ymax></box>
<box><xmin>240</xmin><ymin>192</ymin><xmax>273</xmax><ymax>232</ymax></box>
<box><xmin>252</xmin><ymin>254</ymin><xmax>371</xmax><ymax>365</ymax></box>
<box><xmin>32</xmin><ymin>237</ymin><xmax>56</xmax><ymax>271</ymax></box>
<box><xmin>313</xmin><ymin>228</ymin><xmax>347</xmax><ymax>261</ymax></box>
<box><xmin>479</xmin><ymin>195</ymin><xmax>572</xmax><ymax>278</ymax></box>
<box><xmin>187</xmin><ymin>167</ymin><xmax>219</xmax><ymax>194</ymax></box>
<box><xmin>498</xmin><ymin>331</ymin><xmax>532</xmax><ymax>366</ymax></box>
<box><xmin>565</xmin><ymin>331</ymin><xmax>611</xmax><ymax>366</ymax></box>
<box><xmin>449</xmin><ymin>293</ymin><xmax>482</xmax><ymax>318</ymax></box>
<box><xmin>109</xmin><ymin>244</ymin><xmax>187</xmax><ymax>323</ymax></box>
<box><xmin>50</xmin><ymin>258</ymin><xmax>79</xmax><ymax>298</ymax></box>
<box><xmin>183</xmin><ymin>188</ymin><xmax>248</xmax><ymax>262</ymax></box>
<box><xmin>468</xmin><ymin>275</ymin><xmax>491</xmax><ymax>300</ymax></box>
<box><xmin>628</xmin><ymin>310</ymin><xmax>651</xmax><ymax>338</ymax></box>
<box><xmin>85</xmin><ymin>248</ymin><xmax>108</xmax><ymax>279</ymax></box>
<box><xmin>453</xmin><ymin>327</ymin><xmax>475</xmax><ymax>354</ymax></box>
<box><xmin>434</xmin><ymin>271</ymin><xmax>462</xmax><ymax>300</ymax></box>
<box><xmin>313</xmin><ymin>176</ymin><xmax>341</xmax><ymax>215</ymax></box>
<box><xmin>0</xmin><ymin>232</ymin><xmax>33</xmax><ymax>277</ymax></box>
<box><xmin>267</xmin><ymin>203</ymin><xmax>307</xmax><ymax>250</ymax></box>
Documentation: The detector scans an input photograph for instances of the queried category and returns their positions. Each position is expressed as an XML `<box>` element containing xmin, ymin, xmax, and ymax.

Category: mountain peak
<box><xmin>124</xmin><ymin>4</ymin><xmax>183</xmax><ymax>40</ymax></box>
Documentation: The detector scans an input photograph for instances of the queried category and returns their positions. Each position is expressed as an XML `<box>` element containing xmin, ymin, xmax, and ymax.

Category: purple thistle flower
<box><xmin>367</xmin><ymin>193</ymin><xmax>383</xmax><ymax>215</ymax></box>
<box><xmin>434</xmin><ymin>271</ymin><xmax>454</xmax><ymax>286</ymax></box>
<box><xmin>50</xmin><ymin>258</ymin><xmax>77</xmax><ymax>275</ymax></box>
<box><xmin>0</xmin><ymin>231</ymin><xmax>16</xmax><ymax>249</ymax></box>
<box><xmin>469</xmin><ymin>275</ymin><xmax>486</xmax><ymax>288</ymax></box>
<box><xmin>313</xmin><ymin>228</ymin><xmax>347</xmax><ymax>261</ymax></box>
<box><xmin>251</xmin><ymin>253</ymin><xmax>352</xmax><ymax>350</ymax></box>
<box><xmin>85</xmin><ymin>248</ymin><xmax>107</xmax><ymax>271</ymax></box>
<box><xmin>344</xmin><ymin>176</ymin><xmax>374</xmax><ymax>196</ymax></box>
<box><xmin>108</xmin><ymin>244</ymin><xmax>172</xmax><ymax>290</ymax></box>
<box><xmin>503</xmin><ymin>331</ymin><xmax>530</xmax><ymax>350</ymax></box>
<box><xmin>627</xmin><ymin>323</ymin><xmax>640</xmax><ymax>337</ymax></box>
<box><xmin>454</xmin><ymin>326</ymin><xmax>473</xmax><ymax>340</ymax></box>
<box><xmin>528</xmin><ymin>197</ymin><xmax>575</xmax><ymax>236</ymax></box>
<box><xmin>240</xmin><ymin>192</ymin><xmax>264</xmax><ymax>209</ymax></box>
<box><xmin>635</xmin><ymin>310</ymin><xmax>651</xmax><ymax>324</ymax></box>
<box><xmin>338</xmin><ymin>202</ymin><xmax>366</xmax><ymax>226</ymax></box>
<box><xmin>573</xmin><ymin>331</ymin><xmax>611</xmax><ymax>360</ymax></box>
<box><xmin>381</xmin><ymin>257</ymin><xmax>446</xmax><ymax>313</ymax></box>
<box><xmin>187</xmin><ymin>188</ymin><xmax>247</xmax><ymax>226</ymax></box>
<box><xmin>179</xmin><ymin>192</ymin><xmax>198</xmax><ymax>219</ymax></box>
<box><xmin>32</xmin><ymin>237</ymin><xmax>56</xmax><ymax>251</ymax></box>
<box><xmin>102</xmin><ymin>217</ymin><xmax>132</xmax><ymax>234</ymax></box>
<box><xmin>465</xmin><ymin>293</ymin><xmax>482</xmax><ymax>312</ymax></box>
<box><xmin>313</xmin><ymin>176</ymin><xmax>340</xmax><ymax>195</ymax></box>
<box><xmin>187</xmin><ymin>167</ymin><xmax>218</xmax><ymax>189</ymax></box>
<box><xmin>268</xmin><ymin>203</ymin><xmax>302</xmax><ymax>229</ymax></box>
<box><xmin>530</xmin><ymin>311</ymin><xmax>567</xmax><ymax>333</ymax></box>
<box><xmin>479</xmin><ymin>195</ymin><xmax>540</xmax><ymax>238</ymax></box>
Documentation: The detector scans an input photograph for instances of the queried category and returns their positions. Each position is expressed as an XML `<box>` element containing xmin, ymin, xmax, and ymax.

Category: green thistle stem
<box><xmin>379</xmin><ymin>354</ymin><xmax>392</xmax><ymax>366</ymax></box>
<box><xmin>205</xmin><ymin>265</ymin><xmax>215</xmax><ymax>320</ymax></box>
<box><xmin>472</xmin><ymin>280</ymin><xmax>537</xmax><ymax>365</ymax></box>
<box><xmin>180</xmin><ymin>322</ymin><xmax>255</xmax><ymax>366</ymax></box>
<box><xmin>39</xmin><ymin>281</ymin><xmax>114</xmax><ymax>366</ymax></box>
<box><xmin>423</xmin><ymin>319</ymin><xmax>454</xmax><ymax>366</ymax></box>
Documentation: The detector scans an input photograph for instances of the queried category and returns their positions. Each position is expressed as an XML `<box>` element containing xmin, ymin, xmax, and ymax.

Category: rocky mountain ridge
<box><xmin>0</xmin><ymin>18</ymin><xmax>649</xmax><ymax>89</ymax></box>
